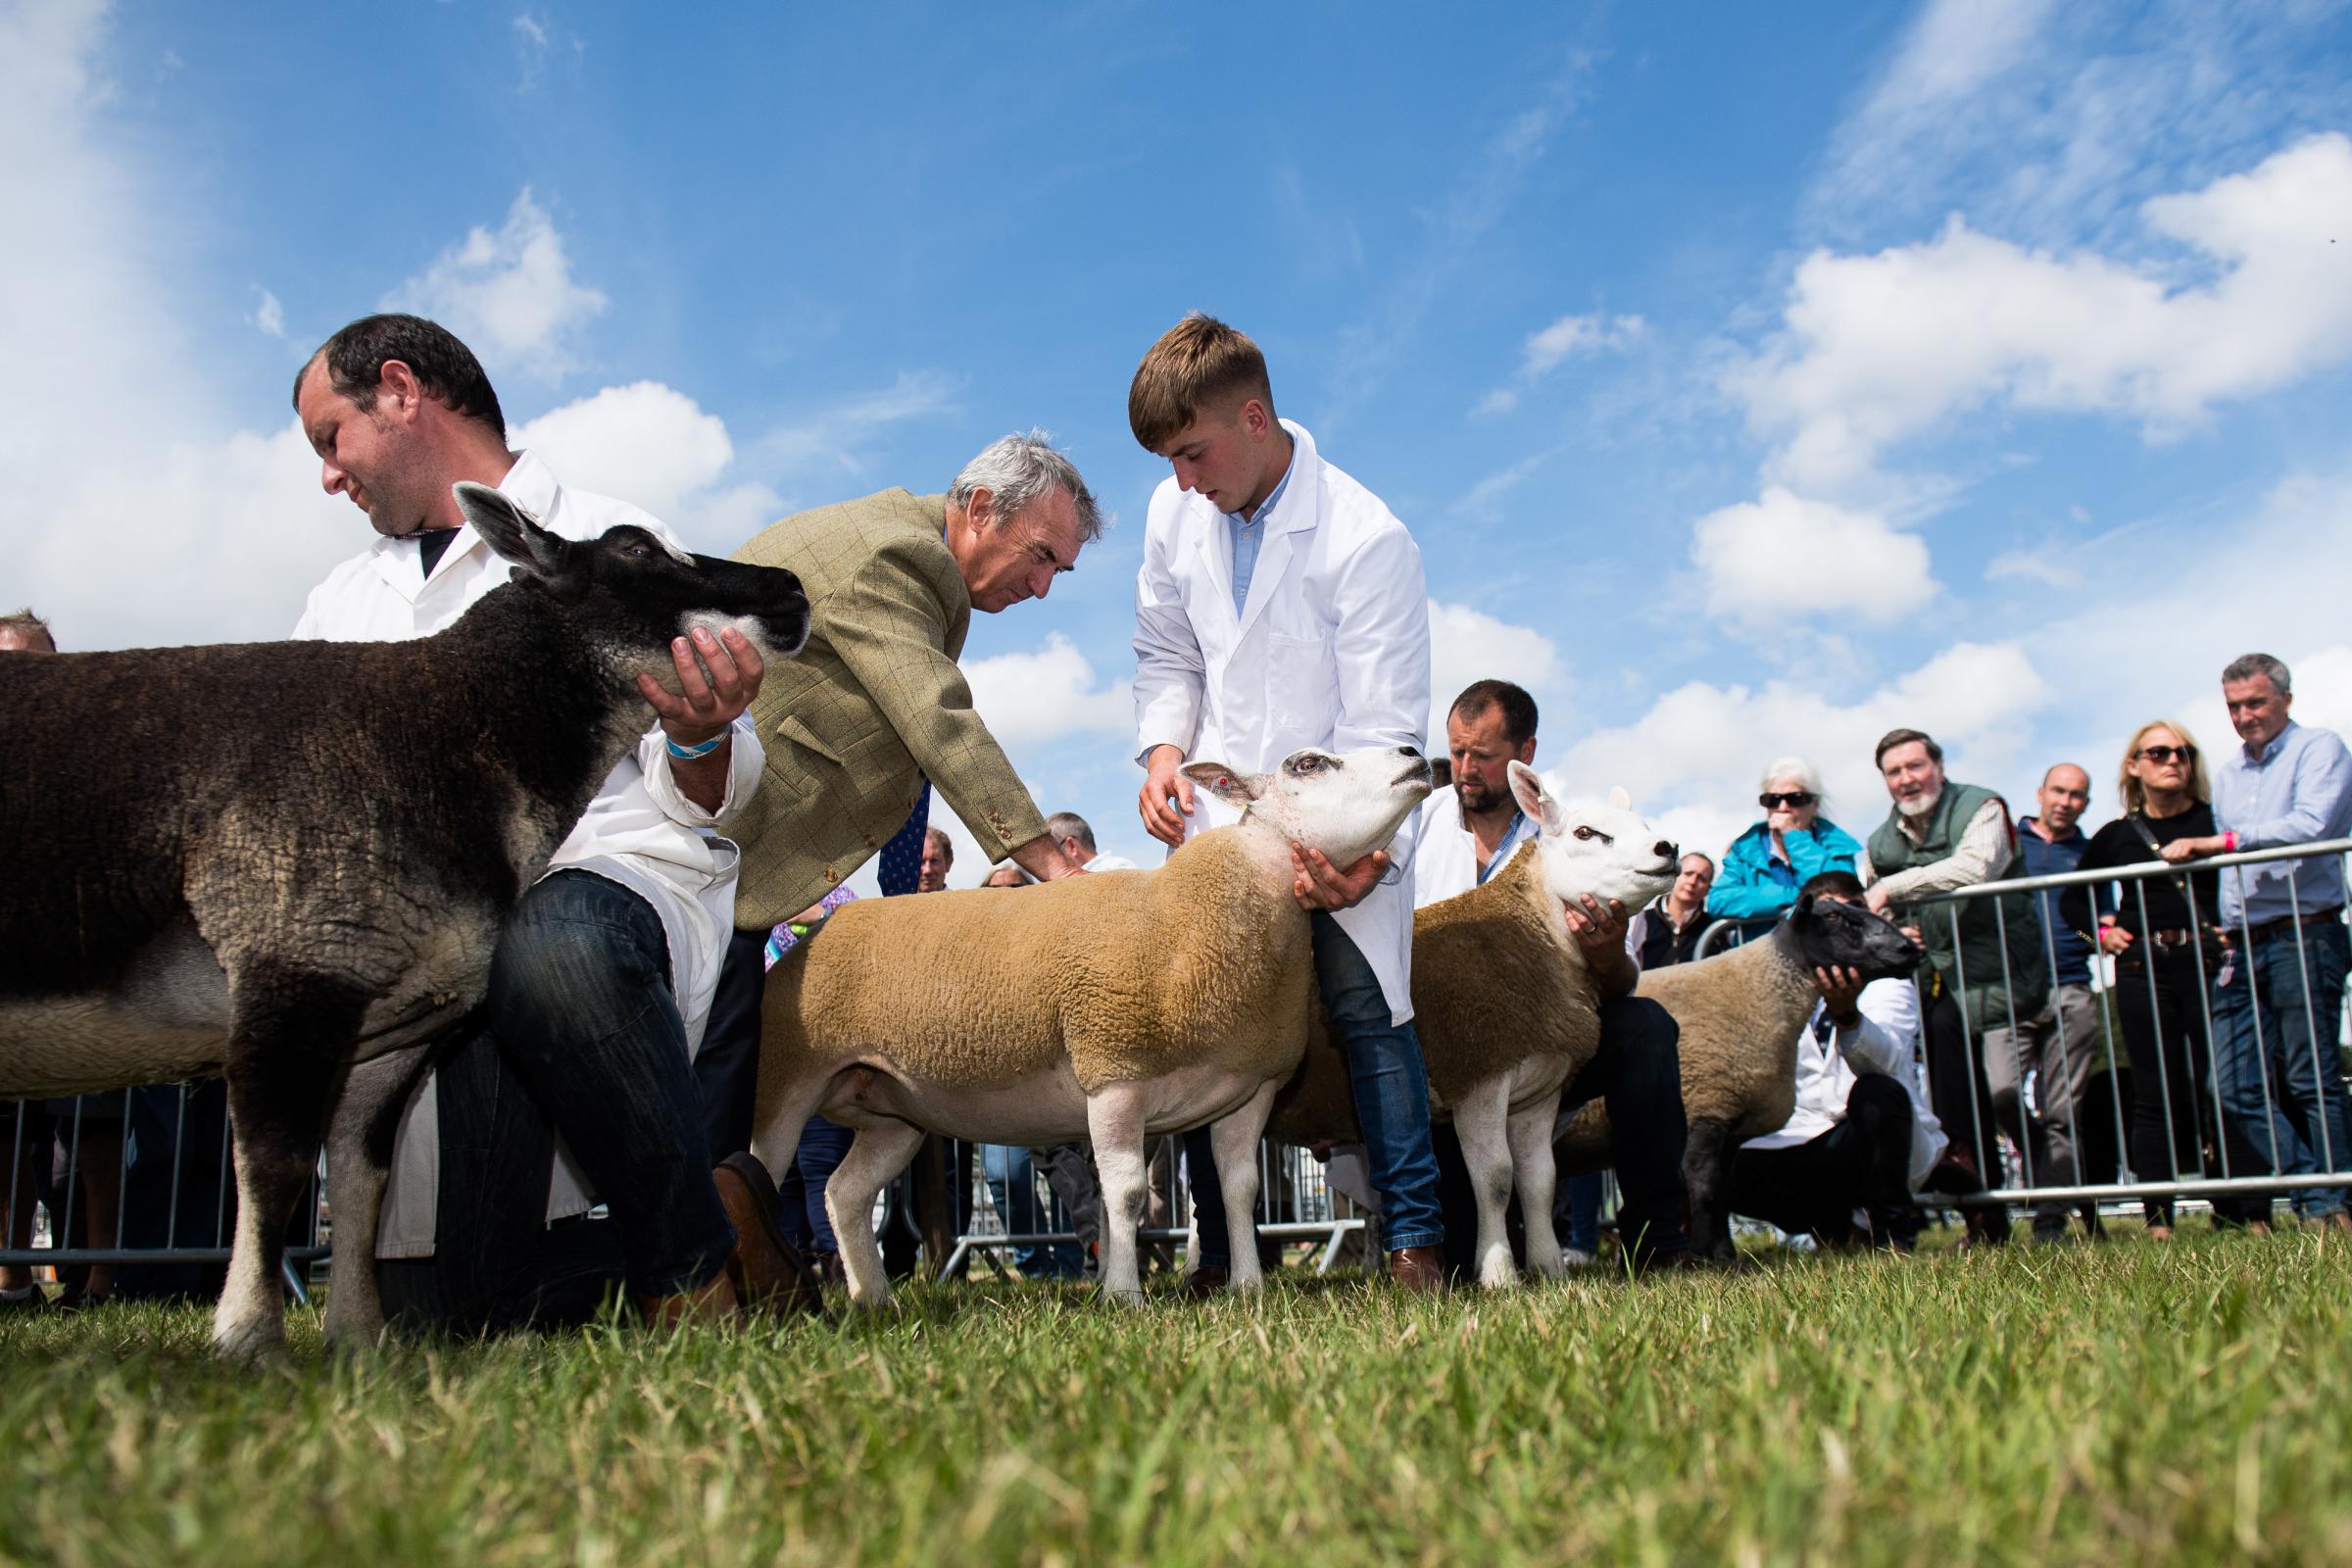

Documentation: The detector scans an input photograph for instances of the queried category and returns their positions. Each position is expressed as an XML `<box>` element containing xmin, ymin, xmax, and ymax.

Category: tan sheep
<box><xmin>1554</xmin><ymin>894</ymin><xmax>1924</xmax><ymax>1260</ymax></box>
<box><xmin>1267</xmin><ymin>763</ymin><xmax>1680</xmax><ymax>1286</ymax></box>
<box><xmin>749</xmin><ymin>744</ymin><xmax>1434</xmax><ymax>1306</ymax></box>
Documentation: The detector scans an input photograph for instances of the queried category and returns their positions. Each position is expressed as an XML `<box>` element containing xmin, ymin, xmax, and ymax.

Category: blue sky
<box><xmin>10</xmin><ymin>0</ymin><xmax>2352</xmax><ymax>881</ymax></box>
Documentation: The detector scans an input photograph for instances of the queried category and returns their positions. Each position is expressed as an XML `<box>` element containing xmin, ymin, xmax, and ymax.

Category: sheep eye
<box><xmin>1287</xmin><ymin>755</ymin><xmax>1327</xmax><ymax>776</ymax></box>
<box><xmin>1572</xmin><ymin>825</ymin><xmax>1613</xmax><ymax>844</ymax></box>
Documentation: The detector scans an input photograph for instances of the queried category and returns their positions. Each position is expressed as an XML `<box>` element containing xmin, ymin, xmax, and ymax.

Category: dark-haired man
<box><xmin>1408</xmin><ymin>679</ymin><xmax>1691</xmax><ymax>1271</ymax></box>
<box><xmin>1860</xmin><ymin>728</ymin><xmax>2049</xmax><ymax>1244</ymax></box>
<box><xmin>292</xmin><ymin>313</ymin><xmax>809</xmax><ymax>1331</ymax></box>
<box><xmin>1731</xmin><ymin>871</ymin><xmax>1945</xmax><ymax>1249</ymax></box>
<box><xmin>1129</xmin><ymin>313</ymin><xmax>1445</xmax><ymax>1291</ymax></box>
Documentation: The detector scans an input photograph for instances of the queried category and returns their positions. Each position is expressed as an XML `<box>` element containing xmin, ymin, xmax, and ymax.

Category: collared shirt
<box><xmin>1858</xmin><ymin>794</ymin><xmax>2013</xmax><ymax>902</ymax></box>
<box><xmin>1740</xmin><ymin>977</ymin><xmax>1948</xmax><ymax>1186</ymax></box>
<box><xmin>1223</xmin><ymin>451</ymin><xmax>1296</xmax><ymax>616</ymax></box>
<box><xmin>294</xmin><ymin>449</ymin><xmax>764</xmax><ymax>1255</ymax></box>
<box><xmin>2213</xmin><ymin>719</ymin><xmax>2352</xmax><ymax>926</ymax></box>
<box><xmin>2016</xmin><ymin>816</ymin><xmax>2092</xmax><ymax>984</ymax></box>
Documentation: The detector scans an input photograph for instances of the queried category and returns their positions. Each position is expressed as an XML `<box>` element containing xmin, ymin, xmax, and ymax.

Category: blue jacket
<box><xmin>1705</xmin><ymin>819</ymin><xmax>1863</xmax><ymax>919</ymax></box>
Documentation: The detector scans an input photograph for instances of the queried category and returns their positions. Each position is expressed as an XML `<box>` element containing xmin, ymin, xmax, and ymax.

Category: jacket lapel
<box><xmin>1235</xmin><ymin>422</ymin><xmax>1319</xmax><ymax>640</ymax></box>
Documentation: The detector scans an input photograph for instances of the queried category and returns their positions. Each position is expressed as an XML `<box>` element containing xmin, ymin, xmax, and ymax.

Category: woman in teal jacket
<box><xmin>1706</xmin><ymin>755</ymin><xmax>1862</xmax><ymax>919</ymax></box>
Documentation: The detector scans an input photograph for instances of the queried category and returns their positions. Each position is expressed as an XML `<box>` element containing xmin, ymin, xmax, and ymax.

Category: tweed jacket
<box><xmin>728</xmin><ymin>488</ymin><xmax>1049</xmax><ymax>929</ymax></box>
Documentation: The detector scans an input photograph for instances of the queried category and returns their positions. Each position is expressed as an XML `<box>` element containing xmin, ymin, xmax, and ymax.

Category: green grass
<box><xmin>5</xmin><ymin>1230</ymin><xmax>2351</xmax><ymax>1566</ymax></box>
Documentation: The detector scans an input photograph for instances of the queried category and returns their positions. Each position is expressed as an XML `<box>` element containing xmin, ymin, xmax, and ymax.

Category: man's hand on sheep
<box><xmin>1863</xmin><ymin>881</ymin><xmax>1893</xmax><ymax>917</ymax></box>
<box><xmin>1008</xmin><ymin>833</ymin><xmax>1088</xmax><ymax>883</ymax></box>
<box><xmin>1139</xmin><ymin>743</ymin><xmax>1197</xmax><ymax>847</ymax></box>
<box><xmin>1563</xmin><ymin>894</ymin><xmax>1641</xmax><ymax>1000</ymax></box>
<box><xmin>1291</xmin><ymin>846</ymin><xmax>1389</xmax><ymax>910</ymax></box>
<box><xmin>639</xmin><ymin>625</ymin><xmax>764</xmax><ymax>811</ymax></box>
<box><xmin>1813</xmin><ymin>963</ymin><xmax>1867</xmax><ymax>1029</ymax></box>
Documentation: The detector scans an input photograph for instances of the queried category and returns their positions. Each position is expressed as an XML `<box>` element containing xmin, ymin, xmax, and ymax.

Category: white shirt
<box><xmin>1740</xmin><ymin>976</ymin><xmax>1948</xmax><ymax>1187</ymax></box>
<box><xmin>1132</xmin><ymin>421</ymin><xmax>1431</xmax><ymax>1024</ymax></box>
<box><xmin>294</xmin><ymin>449</ymin><xmax>764</xmax><ymax>1255</ymax></box>
<box><xmin>1082</xmin><ymin>852</ymin><xmax>1142</xmax><ymax>873</ymax></box>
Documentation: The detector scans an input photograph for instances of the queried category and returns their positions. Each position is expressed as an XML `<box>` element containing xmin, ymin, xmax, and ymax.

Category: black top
<box><xmin>1639</xmin><ymin>906</ymin><xmax>1709</xmax><ymax>969</ymax></box>
<box><xmin>2058</xmin><ymin>804</ymin><xmax>2224</xmax><ymax>940</ymax></box>
<box><xmin>416</xmin><ymin>528</ymin><xmax>463</xmax><ymax>578</ymax></box>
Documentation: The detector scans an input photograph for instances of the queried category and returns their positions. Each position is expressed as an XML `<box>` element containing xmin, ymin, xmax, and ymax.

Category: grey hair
<box><xmin>1757</xmin><ymin>755</ymin><xmax>1825</xmax><ymax>800</ymax></box>
<box><xmin>2222</xmin><ymin>652</ymin><xmax>2291</xmax><ymax>695</ymax></box>
<box><xmin>1045</xmin><ymin>810</ymin><xmax>1098</xmax><ymax>853</ymax></box>
<box><xmin>950</xmin><ymin>429</ymin><xmax>1106</xmax><ymax>543</ymax></box>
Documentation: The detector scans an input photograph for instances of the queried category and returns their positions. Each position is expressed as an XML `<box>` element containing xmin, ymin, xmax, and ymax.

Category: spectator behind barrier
<box><xmin>1047</xmin><ymin>809</ymin><xmax>1140</xmax><ymax>873</ymax></box>
<box><xmin>1633</xmin><ymin>852</ymin><xmax>1717</xmax><ymax>970</ymax></box>
<box><xmin>1731</xmin><ymin>869</ymin><xmax>1949</xmax><ymax>1250</ymax></box>
<box><xmin>1860</xmin><ymin>728</ymin><xmax>2051</xmax><ymax>1247</ymax></box>
<box><xmin>1981</xmin><ymin>763</ymin><xmax>2108</xmax><ymax>1243</ymax></box>
<box><xmin>2176</xmin><ymin>655</ymin><xmax>2352</xmax><ymax>1226</ymax></box>
<box><xmin>2062</xmin><ymin>720</ymin><xmax>2265</xmax><ymax>1236</ymax></box>
<box><xmin>1707</xmin><ymin>757</ymin><xmax>1860</xmax><ymax>922</ymax></box>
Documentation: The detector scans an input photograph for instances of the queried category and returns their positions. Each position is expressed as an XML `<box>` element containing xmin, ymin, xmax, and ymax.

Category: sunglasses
<box><xmin>1758</xmin><ymin>791</ymin><xmax>1817</xmax><ymax>808</ymax></box>
<box><xmin>2136</xmin><ymin>744</ymin><xmax>2196</xmax><ymax>764</ymax></box>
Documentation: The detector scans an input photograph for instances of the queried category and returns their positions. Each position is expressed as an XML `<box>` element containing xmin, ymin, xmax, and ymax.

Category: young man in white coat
<box><xmin>291</xmin><ymin>314</ymin><xmax>809</xmax><ymax>1331</ymax></box>
<box><xmin>1129</xmin><ymin>313</ymin><xmax>1445</xmax><ymax>1292</ymax></box>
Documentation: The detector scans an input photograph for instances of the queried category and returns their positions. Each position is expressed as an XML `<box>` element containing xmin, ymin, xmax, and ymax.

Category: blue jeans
<box><xmin>981</xmin><ymin>1145</ymin><xmax>1085</xmax><ymax>1279</ymax></box>
<box><xmin>1560</xmin><ymin>1173</ymin><xmax>1603</xmax><ymax>1253</ymax></box>
<box><xmin>2212</xmin><ymin>922</ymin><xmax>2352</xmax><ymax>1217</ymax></box>
<box><xmin>377</xmin><ymin>870</ymin><xmax>737</xmax><ymax>1330</ymax></box>
<box><xmin>776</xmin><ymin>1116</ymin><xmax>854</xmax><ymax>1256</ymax></box>
<box><xmin>1191</xmin><ymin>911</ymin><xmax>1445</xmax><ymax>1266</ymax></box>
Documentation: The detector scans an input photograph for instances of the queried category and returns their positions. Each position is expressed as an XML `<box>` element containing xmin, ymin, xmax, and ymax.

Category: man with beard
<box><xmin>1861</xmin><ymin>728</ymin><xmax>2051</xmax><ymax>1245</ymax></box>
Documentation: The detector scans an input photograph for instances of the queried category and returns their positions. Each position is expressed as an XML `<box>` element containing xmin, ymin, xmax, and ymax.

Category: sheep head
<box><xmin>1785</xmin><ymin>892</ymin><xmax>1924</xmax><ymax>983</ymax></box>
<box><xmin>1508</xmin><ymin>761</ymin><xmax>1680</xmax><ymax>914</ymax></box>
<box><xmin>1182</xmin><ymin>745</ymin><xmax>1434</xmax><ymax>866</ymax></box>
<box><xmin>453</xmin><ymin>481</ymin><xmax>811</xmax><ymax>696</ymax></box>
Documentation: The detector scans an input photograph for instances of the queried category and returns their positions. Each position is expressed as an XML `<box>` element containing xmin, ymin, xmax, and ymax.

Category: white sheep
<box><xmin>1267</xmin><ymin>763</ymin><xmax>1679</xmax><ymax>1286</ymax></box>
<box><xmin>748</xmin><ymin>744</ymin><xmax>1435</xmax><ymax>1306</ymax></box>
<box><xmin>1554</xmin><ymin>892</ymin><xmax>1925</xmax><ymax>1260</ymax></box>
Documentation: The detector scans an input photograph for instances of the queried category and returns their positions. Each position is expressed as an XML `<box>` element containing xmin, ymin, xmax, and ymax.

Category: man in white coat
<box><xmin>290</xmin><ymin>313</ymin><xmax>808</xmax><ymax>1330</ymax></box>
<box><xmin>1128</xmin><ymin>313</ymin><xmax>1445</xmax><ymax>1292</ymax></box>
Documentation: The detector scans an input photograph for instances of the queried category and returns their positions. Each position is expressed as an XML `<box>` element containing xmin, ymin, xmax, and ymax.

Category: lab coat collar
<box><xmin>1233</xmin><ymin>419</ymin><xmax>1321</xmax><ymax>637</ymax></box>
<box><xmin>362</xmin><ymin>448</ymin><xmax>552</xmax><ymax>603</ymax></box>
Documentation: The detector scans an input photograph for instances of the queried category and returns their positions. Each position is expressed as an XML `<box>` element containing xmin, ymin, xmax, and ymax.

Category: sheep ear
<box><xmin>1180</xmin><ymin>760</ymin><xmax>1266</xmax><ymax>808</ymax></box>
<box><xmin>1506</xmin><ymin>760</ymin><xmax>1559</xmax><ymax>832</ymax></box>
<box><xmin>1608</xmin><ymin>785</ymin><xmax>1632</xmax><ymax>811</ymax></box>
<box><xmin>1793</xmin><ymin>891</ymin><xmax>1816</xmax><ymax>920</ymax></box>
<box><xmin>456</xmin><ymin>481</ymin><xmax>584</xmax><ymax>594</ymax></box>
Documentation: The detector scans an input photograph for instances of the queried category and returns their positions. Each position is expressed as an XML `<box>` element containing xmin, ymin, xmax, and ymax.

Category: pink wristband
<box><xmin>2225</xmin><ymin>831</ymin><xmax>2238</xmax><ymax>853</ymax></box>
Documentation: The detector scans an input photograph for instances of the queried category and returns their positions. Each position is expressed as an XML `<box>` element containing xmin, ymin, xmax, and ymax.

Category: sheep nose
<box><xmin>1655</xmin><ymin>840</ymin><xmax>1677</xmax><ymax>859</ymax></box>
<box><xmin>1398</xmin><ymin>746</ymin><xmax>1422</xmax><ymax>760</ymax></box>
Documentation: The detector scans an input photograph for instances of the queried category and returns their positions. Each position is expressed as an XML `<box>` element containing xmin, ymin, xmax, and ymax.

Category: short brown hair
<box><xmin>0</xmin><ymin>608</ymin><xmax>56</xmax><ymax>652</ymax></box>
<box><xmin>1874</xmin><ymin>727</ymin><xmax>1942</xmax><ymax>769</ymax></box>
<box><xmin>1128</xmin><ymin>314</ymin><xmax>1276</xmax><ymax>452</ymax></box>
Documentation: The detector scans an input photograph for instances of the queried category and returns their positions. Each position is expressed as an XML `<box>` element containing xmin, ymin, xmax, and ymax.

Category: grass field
<box><xmin>5</xmin><ymin>1229</ymin><xmax>2350</xmax><ymax>1566</ymax></box>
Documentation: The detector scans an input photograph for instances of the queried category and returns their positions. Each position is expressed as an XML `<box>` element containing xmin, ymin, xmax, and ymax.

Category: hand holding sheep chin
<box><xmin>1563</xmin><ymin>894</ymin><xmax>1640</xmax><ymax>1000</ymax></box>
<box><xmin>637</xmin><ymin>625</ymin><xmax>764</xmax><ymax>811</ymax></box>
<box><xmin>1291</xmin><ymin>847</ymin><xmax>1388</xmax><ymax>910</ymax></box>
<box><xmin>1812</xmin><ymin>963</ymin><xmax>1867</xmax><ymax>1029</ymax></box>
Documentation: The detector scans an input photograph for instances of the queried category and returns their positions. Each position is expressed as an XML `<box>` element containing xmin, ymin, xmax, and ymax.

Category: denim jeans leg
<box><xmin>482</xmin><ymin>870</ymin><xmax>736</xmax><ymax>1299</ymax></box>
<box><xmin>1183</xmin><ymin>1125</ymin><xmax>1230</xmax><ymax>1270</ymax></box>
<box><xmin>792</xmin><ymin>1116</ymin><xmax>854</xmax><ymax>1254</ymax></box>
<box><xmin>1311</xmin><ymin>912</ymin><xmax>1444</xmax><ymax>1251</ymax></box>
<box><xmin>2259</xmin><ymin>927</ymin><xmax>2352</xmax><ymax>1216</ymax></box>
<box><xmin>2211</xmin><ymin>955</ymin><xmax>2313</xmax><ymax>1187</ymax></box>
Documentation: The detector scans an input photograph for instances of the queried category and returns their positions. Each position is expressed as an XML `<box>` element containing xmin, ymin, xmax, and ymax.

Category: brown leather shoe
<box><xmin>635</xmin><ymin>1270</ymin><xmax>738</xmax><ymax>1332</ymax></box>
<box><xmin>711</xmin><ymin>1153</ymin><xmax>821</xmax><ymax>1316</ymax></box>
<box><xmin>1388</xmin><ymin>1245</ymin><xmax>1445</xmax><ymax>1293</ymax></box>
<box><xmin>1177</xmin><ymin>1265</ymin><xmax>1229</xmax><ymax>1300</ymax></box>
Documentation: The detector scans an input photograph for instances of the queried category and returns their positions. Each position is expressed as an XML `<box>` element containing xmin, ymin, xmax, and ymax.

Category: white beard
<box><xmin>1896</xmin><ymin>788</ymin><xmax>1940</xmax><ymax>820</ymax></box>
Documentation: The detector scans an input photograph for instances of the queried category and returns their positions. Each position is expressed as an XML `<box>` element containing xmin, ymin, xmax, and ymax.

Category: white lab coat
<box><xmin>1132</xmin><ymin>421</ymin><xmax>1430</xmax><ymax>1023</ymax></box>
<box><xmin>294</xmin><ymin>449</ymin><xmax>763</xmax><ymax>1256</ymax></box>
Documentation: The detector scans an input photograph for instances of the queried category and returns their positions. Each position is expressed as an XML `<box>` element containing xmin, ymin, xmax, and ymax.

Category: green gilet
<box><xmin>1867</xmin><ymin>781</ymin><xmax>2052</xmax><ymax>1030</ymax></box>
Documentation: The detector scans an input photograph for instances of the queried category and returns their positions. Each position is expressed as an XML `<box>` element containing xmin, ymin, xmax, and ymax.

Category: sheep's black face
<box><xmin>1788</xmin><ymin>893</ymin><xmax>1923</xmax><ymax>983</ymax></box>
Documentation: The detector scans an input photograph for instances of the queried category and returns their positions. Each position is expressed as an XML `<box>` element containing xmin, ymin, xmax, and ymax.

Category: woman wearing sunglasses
<box><xmin>2060</xmin><ymin>720</ymin><xmax>2262</xmax><ymax>1236</ymax></box>
<box><xmin>1706</xmin><ymin>756</ymin><xmax>1863</xmax><ymax>922</ymax></box>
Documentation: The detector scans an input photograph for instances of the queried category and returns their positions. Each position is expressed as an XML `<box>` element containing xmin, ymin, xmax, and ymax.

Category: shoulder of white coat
<box><xmin>1143</xmin><ymin>473</ymin><xmax>1209</xmax><ymax>539</ymax></box>
<box><xmin>1306</xmin><ymin>450</ymin><xmax>1415</xmax><ymax>545</ymax></box>
<box><xmin>552</xmin><ymin>485</ymin><xmax>677</xmax><ymax>548</ymax></box>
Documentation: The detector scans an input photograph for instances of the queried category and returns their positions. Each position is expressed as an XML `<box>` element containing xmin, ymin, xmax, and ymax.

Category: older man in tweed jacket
<box><xmin>724</xmin><ymin>431</ymin><xmax>1106</xmax><ymax>929</ymax></box>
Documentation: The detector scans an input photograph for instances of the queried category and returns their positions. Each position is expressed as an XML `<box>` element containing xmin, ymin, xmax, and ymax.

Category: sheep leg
<box><xmin>1507</xmin><ymin>1092</ymin><xmax>1566</xmax><ymax>1280</ymax></box>
<box><xmin>824</xmin><ymin>1119</ymin><xmax>926</xmax><ymax>1309</ymax></box>
<box><xmin>1453</xmin><ymin>1076</ymin><xmax>1519</xmax><ymax>1289</ymax></box>
<box><xmin>748</xmin><ymin>1068</ymin><xmax>840</xmax><ymax>1195</ymax></box>
<box><xmin>1083</xmin><ymin>1084</ymin><xmax>1150</xmax><ymax>1306</ymax></box>
<box><xmin>1682</xmin><ymin>1117</ymin><xmax>1737</xmax><ymax>1264</ymax></box>
<box><xmin>215</xmin><ymin>966</ymin><xmax>371</xmax><ymax>1362</ymax></box>
<box><xmin>1206</xmin><ymin>1080</ymin><xmax>1280</xmax><ymax>1293</ymax></box>
<box><xmin>318</xmin><ymin>1043</ymin><xmax>434</xmax><ymax>1351</ymax></box>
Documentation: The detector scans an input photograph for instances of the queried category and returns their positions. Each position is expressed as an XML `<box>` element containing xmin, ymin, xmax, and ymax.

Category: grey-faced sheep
<box><xmin>1266</xmin><ymin>762</ymin><xmax>1679</xmax><ymax>1286</ymax></box>
<box><xmin>0</xmin><ymin>483</ymin><xmax>809</xmax><ymax>1359</ymax></box>
<box><xmin>1554</xmin><ymin>894</ymin><xmax>1925</xmax><ymax>1261</ymax></box>
<box><xmin>749</xmin><ymin>744</ymin><xmax>1434</xmax><ymax>1307</ymax></box>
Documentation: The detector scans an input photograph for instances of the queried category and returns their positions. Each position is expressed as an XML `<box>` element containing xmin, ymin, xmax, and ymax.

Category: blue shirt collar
<box><xmin>1224</xmin><ymin>446</ymin><xmax>1297</xmax><ymax>529</ymax></box>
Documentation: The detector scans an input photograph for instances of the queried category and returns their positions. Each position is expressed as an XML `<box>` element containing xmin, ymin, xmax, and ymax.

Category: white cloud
<box><xmin>963</xmin><ymin>633</ymin><xmax>1131</xmax><ymax>748</ymax></box>
<box><xmin>1428</xmin><ymin>601</ymin><xmax>1566</xmax><ymax>748</ymax></box>
<box><xmin>1984</xmin><ymin>547</ymin><xmax>2080</xmax><ymax>589</ymax></box>
<box><xmin>252</xmin><ymin>288</ymin><xmax>287</xmax><ymax>340</ymax></box>
<box><xmin>1473</xmin><ymin>312</ymin><xmax>1645</xmax><ymax>415</ymax></box>
<box><xmin>1738</xmin><ymin>134</ymin><xmax>2352</xmax><ymax>496</ymax></box>
<box><xmin>742</xmin><ymin>368</ymin><xmax>962</xmax><ymax>483</ymax></box>
<box><xmin>1550</xmin><ymin>641</ymin><xmax>2054</xmax><ymax>863</ymax></box>
<box><xmin>1690</xmin><ymin>486</ymin><xmax>1936</xmax><ymax>625</ymax></box>
<box><xmin>1470</xmin><ymin>387</ymin><xmax>1518</xmax><ymax>418</ymax></box>
<box><xmin>380</xmin><ymin>187</ymin><xmax>608</xmax><ymax>381</ymax></box>
<box><xmin>1448</xmin><ymin>449</ymin><xmax>1552</xmax><ymax>521</ymax></box>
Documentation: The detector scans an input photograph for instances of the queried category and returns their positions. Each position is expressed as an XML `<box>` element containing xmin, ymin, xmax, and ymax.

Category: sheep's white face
<box><xmin>1510</xmin><ymin>761</ymin><xmax>1680</xmax><ymax>914</ymax></box>
<box><xmin>1183</xmin><ymin>746</ymin><xmax>1435</xmax><ymax>865</ymax></box>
